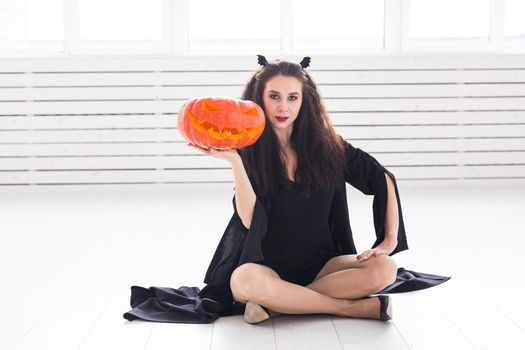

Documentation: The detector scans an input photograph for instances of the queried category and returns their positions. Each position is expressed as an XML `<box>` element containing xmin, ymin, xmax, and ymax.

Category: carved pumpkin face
<box><xmin>178</xmin><ymin>97</ymin><xmax>266</xmax><ymax>149</ymax></box>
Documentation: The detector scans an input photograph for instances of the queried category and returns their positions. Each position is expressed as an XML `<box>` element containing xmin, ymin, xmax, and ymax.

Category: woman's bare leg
<box><xmin>305</xmin><ymin>254</ymin><xmax>398</xmax><ymax>299</ymax></box>
<box><xmin>259</xmin><ymin>278</ymin><xmax>382</xmax><ymax>319</ymax></box>
<box><xmin>230</xmin><ymin>262</ymin><xmax>387</xmax><ymax>319</ymax></box>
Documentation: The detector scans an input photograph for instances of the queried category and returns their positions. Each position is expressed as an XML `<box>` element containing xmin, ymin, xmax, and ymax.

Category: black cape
<box><xmin>123</xmin><ymin>139</ymin><xmax>451</xmax><ymax>323</ymax></box>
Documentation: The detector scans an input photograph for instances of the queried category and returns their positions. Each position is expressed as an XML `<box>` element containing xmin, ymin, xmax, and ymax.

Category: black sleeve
<box><xmin>342</xmin><ymin>137</ymin><xmax>408</xmax><ymax>255</ymax></box>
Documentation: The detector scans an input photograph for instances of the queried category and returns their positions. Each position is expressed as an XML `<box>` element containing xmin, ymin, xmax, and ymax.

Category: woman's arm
<box><xmin>341</xmin><ymin>137</ymin><xmax>409</xmax><ymax>260</ymax></box>
<box><xmin>381</xmin><ymin>173</ymin><xmax>399</xmax><ymax>252</ymax></box>
<box><xmin>356</xmin><ymin>173</ymin><xmax>399</xmax><ymax>261</ymax></box>
<box><xmin>187</xmin><ymin>143</ymin><xmax>256</xmax><ymax>229</ymax></box>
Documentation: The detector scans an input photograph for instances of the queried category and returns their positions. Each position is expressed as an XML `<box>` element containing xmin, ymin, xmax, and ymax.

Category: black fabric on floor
<box><xmin>123</xmin><ymin>268</ymin><xmax>450</xmax><ymax>323</ymax></box>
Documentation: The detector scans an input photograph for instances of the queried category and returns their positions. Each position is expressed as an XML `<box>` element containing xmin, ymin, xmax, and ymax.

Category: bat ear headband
<box><xmin>257</xmin><ymin>54</ymin><xmax>311</xmax><ymax>69</ymax></box>
<box><xmin>299</xmin><ymin>56</ymin><xmax>311</xmax><ymax>69</ymax></box>
<box><xmin>257</xmin><ymin>54</ymin><xmax>268</xmax><ymax>67</ymax></box>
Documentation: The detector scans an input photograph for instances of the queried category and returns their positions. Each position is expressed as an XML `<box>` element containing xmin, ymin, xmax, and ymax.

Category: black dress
<box><xmin>258</xmin><ymin>181</ymin><xmax>340</xmax><ymax>286</ymax></box>
<box><xmin>123</xmin><ymin>137</ymin><xmax>451</xmax><ymax>323</ymax></box>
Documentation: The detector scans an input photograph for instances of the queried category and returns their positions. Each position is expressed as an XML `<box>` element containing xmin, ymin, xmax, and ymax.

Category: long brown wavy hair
<box><xmin>238</xmin><ymin>58</ymin><xmax>345</xmax><ymax>199</ymax></box>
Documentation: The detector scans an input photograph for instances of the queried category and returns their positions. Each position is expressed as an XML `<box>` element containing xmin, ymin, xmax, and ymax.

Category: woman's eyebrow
<box><xmin>268</xmin><ymin>90</ymin><xmax>300</xmax><ymax>95</ymax></box>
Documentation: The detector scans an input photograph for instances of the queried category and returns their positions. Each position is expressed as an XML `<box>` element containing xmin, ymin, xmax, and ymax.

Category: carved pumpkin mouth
<box><xmin>187</xmin><ymin>110</ymin><xmax>265</xmax><ymax>140</ymax></box>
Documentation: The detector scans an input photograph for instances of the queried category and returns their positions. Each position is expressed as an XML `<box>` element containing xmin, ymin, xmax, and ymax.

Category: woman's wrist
<box><xmin>230</xmin><ymin>153</ymin><xmax>243</xmax><ymax>167</ymax></box>
<box><xmin>379</xmin><ymin>236</ymin><xmax>398</xmax><ymax>254</ymax></box>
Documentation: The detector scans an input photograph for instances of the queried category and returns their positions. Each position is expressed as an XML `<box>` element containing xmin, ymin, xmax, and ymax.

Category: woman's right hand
<box><xmin>187</xmin><ymin>142</ymin><xmax>241</xmax><ymax>165</ymax></box>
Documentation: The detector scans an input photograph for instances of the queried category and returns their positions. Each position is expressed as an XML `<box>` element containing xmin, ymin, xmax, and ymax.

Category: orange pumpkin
<box><xmin>178</xmin><ymin>96</ymin><xmax>266</xmax><ymax>149</ymax></box>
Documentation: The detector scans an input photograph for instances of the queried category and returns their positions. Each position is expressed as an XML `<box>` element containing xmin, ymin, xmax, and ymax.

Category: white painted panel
<box><xmin>392</xmin><ymin>165</ymin><xmax>525</xmax><ymax>179</ymax></box>
<box><xmin>324</xmin><ymin>97</ymin><xmax>525</xmax><ymax>112</ymax></box>
<box><xmin>1</xmin><ymin>152</ymin><xmax>524</xmax><ymax>171</ymax></box>
<box><xmin>2</xmin><ymin>69</ymin><xmax>525</xmax><ymax>89</ymax></box>
<box><xmin>1</xmin><ymin>125</ymin><xmax>523</xmax><ymax>143</ymax></box>
<box><xmin>3</xmin><ymin>97</ymin><xmax>525</xmax><ymax>115</ymax></box>
<box><xmin>3</xmin><ymin>84</ymin><xmax>525</xmax><ymax>102</ymax></box>
<box><xmin>0</xmin><ymin>115</ymin><xmax>178</xmax><ymax>129</ymax></box>
<box><xmin>0</xmin><ymin>166</ymin><xmax>524</xmax><ymax>185</ymax></box>
<box><xmin>2</xmin><ymin>112</ymin><xmax>525</xmax><ymax>130</ymax></box>
<box><xmin>319</xmin><ymin>83</ymin><xmax>525</xmax><ymax>98</ymax></box>
<box><xmin>0</xmin><ymin>71</ymin><xmax>247</xmax><ymax>87</ymax></box>
<box><xmin>1</xmin><ymin>139</ymin><xmax>524</xmax><ymax>157</ymax></box>
<box><xmin>0</xmin><ymin>100</ymin><xmax>171</xmax><ymax>114</ymax></box>
<box><xmin>350</xmin><ymin>138</ymin><xmax>525</xmax><ymax>152</ymax></box>
<box><xmin>313</xmin><ymin>69</ymin><xmax>525</xmax><ymax>84</ymax></box>
<box><xmin>0</xmin><ymin>129</ymin><xmax>174</xmax><ymax>143</ymax></box>
<box><xmin>338</xmin><ymin>125</ymin><xmax>525</xmax><ymax>139</ymax></box>
<box><xmin>1</xmin><ymin>55</ymin><xmax>525</xmax><ymax>72</ymax></box>
<box><xmin>361</xmin><ymin>151</ymin><xmax>525</xmax><ymax>166</ymax></box>
<box><xmin>0</xmin><ymin>169</ymin><xmax>235</xmax><ymax>184</ymax></box>
<box><xmin>0</xmin><ymin>142</ymin><xmax>191</xmax><ymax>156</ymax></box>
<box><xmin>0</xmin><ymin>86</ymin><xmax>244</xmax><ymax>101</ymax></box>
<box><xmin>329</xmin><ymin>111</ymin><xmax>525</xmax><ymax>126</ymax></box>
<box><xmin>0</xmin><ymin>155</ymin><xmax>228</xmax><ymax>170</ymax></box>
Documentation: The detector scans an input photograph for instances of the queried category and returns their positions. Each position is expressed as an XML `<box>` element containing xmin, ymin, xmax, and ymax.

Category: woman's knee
<box><xmin>230</xmin><ymin>263</ymin><xmax>279</xmax><ymax>301</ymax></box>
<box><xmin>367</xmin><ymin>254</ymin><xmax>398</xmax><ymax>290</ymax></box>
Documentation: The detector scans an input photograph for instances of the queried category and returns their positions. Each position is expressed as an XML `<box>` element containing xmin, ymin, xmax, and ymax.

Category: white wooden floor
<box><xmin>1</xmin><ymin>179</ymin><xmax>524</xmax><ymax>350</ymax></box>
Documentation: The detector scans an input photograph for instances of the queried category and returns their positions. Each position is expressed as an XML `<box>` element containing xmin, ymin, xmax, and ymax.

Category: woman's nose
<box><xmin>278</xmin><ymin>102</ymin><xmax>289</xmax><ymax>112</ymax></box>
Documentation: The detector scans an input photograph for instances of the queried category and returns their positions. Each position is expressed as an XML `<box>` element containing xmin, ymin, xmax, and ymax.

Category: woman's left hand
<box><xmin>356</xmin><ymin>247</ymin><xmax>390</xmax><ymax>262</ymax></box>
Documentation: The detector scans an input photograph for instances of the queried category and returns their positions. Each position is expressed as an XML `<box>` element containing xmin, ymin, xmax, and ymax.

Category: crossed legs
<box><xmin>230</xmin><ymin>254</ymin><xmax>397</xmax><ymax>319</ymax></box>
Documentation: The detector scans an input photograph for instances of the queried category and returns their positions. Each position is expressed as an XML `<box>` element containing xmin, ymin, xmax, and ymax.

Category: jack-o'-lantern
<box><xmin>178</xmin><ymin>96</ymin><xmax>266</xmax><ymax>149</ymax></box>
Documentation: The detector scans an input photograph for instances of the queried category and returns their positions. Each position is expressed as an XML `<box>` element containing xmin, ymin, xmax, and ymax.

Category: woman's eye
<box><xmin>269</xmin><ymin>94</ymin><xmax>297</xmax><ymax>100</ymax></box>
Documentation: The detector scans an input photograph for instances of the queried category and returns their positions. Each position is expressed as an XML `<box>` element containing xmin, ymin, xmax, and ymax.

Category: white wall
<box><xmin>0</xmin><ymin>54</ymin><xmax>524</xmax><ymax>185</ymax></box>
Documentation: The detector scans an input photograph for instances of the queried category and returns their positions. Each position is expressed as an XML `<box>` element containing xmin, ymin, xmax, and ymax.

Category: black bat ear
<box><xmin>300</xmin><ymin>56</ymin><xmax>311</xmax><ymax>69</ymax></box>
<box><xmin>257</xmin><ymin>55</ymin><xmax>268</xmax><ymax>66</ymax></box>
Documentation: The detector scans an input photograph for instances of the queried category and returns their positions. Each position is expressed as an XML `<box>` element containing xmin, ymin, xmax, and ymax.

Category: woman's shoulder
<box><xmin>336</xmin><ymin>134</ymin><xmax>353</xmax><ymax>158</ymax></box>
<box><xmin>336</xmin><ymin>134</ymin><xmax>350</xmax><ymax>148</ymax></box>
<box><xmin>337</xmin><ymin>134</ymin><xmax>364</xmax><ymax>157</ymax></box>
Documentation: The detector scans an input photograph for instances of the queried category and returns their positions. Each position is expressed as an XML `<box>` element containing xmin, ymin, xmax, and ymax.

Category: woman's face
<box><xmin>262</xmin><ymin>75</ymin><xmax>303</xmax><ymax>133</ymax></box>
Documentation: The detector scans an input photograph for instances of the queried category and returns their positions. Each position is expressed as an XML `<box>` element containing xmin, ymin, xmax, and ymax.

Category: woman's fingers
<box><xmin>357</xmin><ymin>251</ymin><xmax>368</xmax><ymax>262</ymax></box>
<box><xmin>188</xmin><ymin>142</ymin><xmax>211</xmax><ymax>155</ymax></box>
<box><xmin>187</xmin><ymin>143</ymin><xmax>240</xmax><ymax>165</ymax></box>
<box><xmin>357</xmin><ymin>249</ymin><xmax>381</xmax><ymax>262</ymax></box>
<box><xmin>198</xmin><ymin>148</ymin><xmax>211</xmax><ymax>155</ymax></box>
<box><xmin>187</xmin><ymin>143</ymin><xmax>227</xmax><ymax>160</ymax></box>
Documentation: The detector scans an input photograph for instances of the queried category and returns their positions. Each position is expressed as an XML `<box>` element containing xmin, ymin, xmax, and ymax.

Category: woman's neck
<box><xmin>274</xmin><ymin>127</ymin><xmax>293</xmax><ymax>150</ymax></box>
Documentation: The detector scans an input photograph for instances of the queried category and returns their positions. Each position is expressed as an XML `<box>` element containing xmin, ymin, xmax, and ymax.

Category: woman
<box><xmin>189</xmin><ymin>56</ymin><xmax>405</xmax><ymax>323</ymax></box>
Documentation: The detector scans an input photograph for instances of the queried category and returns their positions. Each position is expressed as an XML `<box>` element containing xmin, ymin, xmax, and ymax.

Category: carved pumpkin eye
<box><xmin>244</xmin><ymin>107</ymin><xmax>259</xmax><ymax>117</ymax></box>
<box><xmin>201</xmin><ymin>101</ymin><xmax>219</xmax><ymax>112</ymax></box>
<box><xmin>178</xmin><ymin>97</ymin><xmax>265</xmax><ymax>150</ymax></box>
